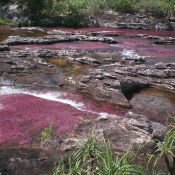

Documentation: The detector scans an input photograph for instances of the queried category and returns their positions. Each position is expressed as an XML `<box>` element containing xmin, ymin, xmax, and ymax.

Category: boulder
<box><xmin>1</xmin><ymin>3</ymin><xmax>29</xmax><ymax>24</ymax></box>
<box><xmin>57</xmin><ymin>112</ymin><xmax>167</xmax><ymax>153</ymax></box>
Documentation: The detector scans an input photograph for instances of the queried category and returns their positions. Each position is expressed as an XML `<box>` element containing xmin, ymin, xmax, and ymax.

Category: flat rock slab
<box><xmin>1</xmin><ymin>35</ymin><xmax>117</xmax><ymax>45</ymax></box>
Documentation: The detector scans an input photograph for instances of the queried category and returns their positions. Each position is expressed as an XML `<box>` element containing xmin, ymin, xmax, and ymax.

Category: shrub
<box><xmin>108</xmin><ymin>0</ymin><xmax>138</xmax><ymax>14</ymax></box>
<box><xmin>137</xmin><ymin>0</ymin><xmax>174</xmax><ymax>18</ymax></box>
<box><xmin>85</xmin><ymin>0</ymin><xmax>109</xmax><ymax>11</ymax></box>
<box><xmin>61</xmin><ymin>0</ymin><xmax>87</xmax><ymax>27</ymax></box>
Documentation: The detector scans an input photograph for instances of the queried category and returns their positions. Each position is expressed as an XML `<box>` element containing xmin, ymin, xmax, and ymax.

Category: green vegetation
<box><xmin>0</xmin><ymin>0</ymin><xmax>175</xmax><ymax>26</ymax></box>
<box><xmin>39</xmin><ymin>122</ymin><xmax>56</xmax><ymax>141</ymax></box>
<box><xmin>53</xmin><ymin>133</ymin><xmax>145</xmax><ymax>175</ymax></box>
<box><xmin>52</xmin><ymin>116</ymin><xmax>175</xmax><ymax>175</ymax></box>
<box><xmin>147</xmin><ymin>116</ymin><xmax>175</xmax><ymax>175</ymax></box>
<box><xmin>40</xmin><ymin>127</ymin><xmax>54</xmax><ymax>141</ymax></box>
<box><xmin>0</xmin><ymin>17</ymin><xmax>17</xmax><ymax>26</ymax></box>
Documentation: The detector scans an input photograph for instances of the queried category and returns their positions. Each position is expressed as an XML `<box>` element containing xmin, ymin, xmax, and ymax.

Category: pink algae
<box><xmin>0</xmin><ymin>90</ymin><xmax>127</xmax><ymax>146</ymax></box>
<box><xmin>62</xmin><ymin>92</ymin><xmax>127</xmax><ymax>116</ymax></box>
<box><xmin>44</xmin><ymin>27</ymin><xmax>175</xmax><ymax>37</ymax></box>
<box><xmin>117</xmin><ymin>38</ymin><xmax>175</xmax><ymax>58</ymax></box>
<box><xmin>0</xmin><ymin>94</ymin><xmax>88</xmax><ymax>146</ymax></box>
<box><xmin>10</xmin><ymin>41</ymin><xmax>111</xmax><ymax>50</ymax></box>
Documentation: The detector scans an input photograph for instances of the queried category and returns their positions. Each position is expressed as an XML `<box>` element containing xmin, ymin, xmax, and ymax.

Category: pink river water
<box><xmin>0</xmin><ymin>86</ymin><xmax>126</xmax><ymax>146</ymax></box>
<box><xmin>9</xmin><ymin>27</ymin><xmax>175</xmax><ymax>61</ymax></box>
<box><xmin>1</xmin><ymin>26</ymin><xmax>175</xmax><ymax>146</ymax></box>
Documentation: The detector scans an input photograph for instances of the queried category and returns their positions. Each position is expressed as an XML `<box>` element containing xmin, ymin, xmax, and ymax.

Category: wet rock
<box><xmin>0</xmin><ymin>45</ymin><xmax>9</xmax><ymax>51</ymax></box>
<box><xmin>97</xmin><ymin>115</ymin><xmax>109</xmax><ymax>120</ymax></box>
<box><xmin>154</xmin><ymin>37</ymin><xmax>175</xmax><ymax>45</ymax></box>
<box><xmin>151</xmin><ymin>121</ymin><xmax>167</xmax><ymax>141</ymax></box>
<box><xmin>121</xmin><ymin>54</ymin><xmax>145</xmax><ymax>64</ymax></box>
<box><xmin>1</xmin><ymin>35</ymin><xmax>117</xmax><ymax>45</ymax></box>
<box><xmin>1</xmin><ymin>35</ymin><xmax>79</xmax><ymax>45</ymax></box>
<box><xmin>1</xmin><ymin>30</ymin><xmax>175</xmax><ymax>107</ymax></box>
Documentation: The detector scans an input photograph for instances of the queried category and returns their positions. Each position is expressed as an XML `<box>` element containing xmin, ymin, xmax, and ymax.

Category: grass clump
<box><xmin>52</xmin><ymin>115</ymin><xmax>175</xmax><ymax>175</ymax></box>
<box><xmin>147</xmin><ymin>116</ymin><xmax>175</xmax><ymax>175</ymax></box>
<box><xmin>53</xmin><ymin>133</ymin><xmax>145</xmax><ymax>175</ymax></box>
<box><xmin>52</xmin><ymin>120</ymin><xmax>175</xmax><ymax>175</ymax></box>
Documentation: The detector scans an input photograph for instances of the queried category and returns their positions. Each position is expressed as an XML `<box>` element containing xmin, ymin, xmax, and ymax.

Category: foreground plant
<box><xmin>39</xmin><ymin>122</ymin><xmax>56</xmax><ymax>141</ymax></box>
<box><xmin>53</xmin><ymin>132</ymin><xmax>145</xmax><ymax>175</ymax></box>
<box><xmin>147</xmin><ymin>116</ymin><xmax>175</xmax><ymax>175</ymax></box>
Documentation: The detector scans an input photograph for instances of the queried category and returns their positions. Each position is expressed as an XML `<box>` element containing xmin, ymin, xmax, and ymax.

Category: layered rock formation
<box><xmin>0</xmin><ymin>28</ymin><xmax>173</xmax><ymax>174</ymax></box>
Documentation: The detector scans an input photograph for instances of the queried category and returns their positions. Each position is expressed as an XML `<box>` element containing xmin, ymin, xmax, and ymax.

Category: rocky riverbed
<box><xmin>0</xmin><ymin>26</ymin><xmax>175</xmax><ymax>174</ymax></box>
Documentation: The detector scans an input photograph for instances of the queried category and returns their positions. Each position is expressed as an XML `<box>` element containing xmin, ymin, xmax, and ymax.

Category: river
<box><xmin>0</xmin><ymin>26</ymin><xmax>175</xmax><ymax>145</ymax></box>
<box><xmin>0</xmin><ymin>26</ymin><xmax>174</xmax><ymax>174</ymax></box>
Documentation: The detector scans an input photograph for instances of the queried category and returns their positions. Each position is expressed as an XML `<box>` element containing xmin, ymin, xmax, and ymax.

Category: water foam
<box><xmin>0</xmin><ymin>86</ymin><xmax>120</xmax><ymax>117</ymax></box>
<box><xmin>121</xmin><ymin>49</ymin><xmax>136</xmax><ymax>57</ymax></box>
<box><xmin>0</xmin><ymin>86</ymin><xmax>84</xmax><ymax>110</ymax></box>
<box><xmin>31</xmin><ymin>92</ymin><xmax>84</xmax><ymax>109</ymax></box>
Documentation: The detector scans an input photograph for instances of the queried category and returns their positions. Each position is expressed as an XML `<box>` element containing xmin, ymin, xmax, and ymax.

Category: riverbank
<box><xmin>1</xmin><ymin>1</ymin><xmax>175</xmax><ymax>29</ymax></box>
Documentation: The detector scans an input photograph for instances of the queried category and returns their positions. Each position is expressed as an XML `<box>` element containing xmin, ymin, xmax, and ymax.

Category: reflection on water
<box><xmin>47</xmin><ymin>58</ymin><xmax>72</xmax><ymax>67</ymax></box>
<box><xmin>47</xmin><ymin>57</ymin><xmax>92</xmax><ymax>75</ymax></box>
<box><xmin>0</xmin><ymin>26</ymin><xmax>47</xmax><ymax>42</ymax></box>
<box><xmin>10</xmin><ymin>41</ymin><xmax>112</xmax><ymax>50</ymax></box>
<box><xmin>130</xmin><ymin>87</ymin><xmax>175</xmax><ymax>123</ymax></box>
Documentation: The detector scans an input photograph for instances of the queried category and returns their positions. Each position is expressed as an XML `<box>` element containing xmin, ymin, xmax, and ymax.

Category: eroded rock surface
<box><xmin>2</xmin><ymin>35</ymin><xmax>117</xmax><ymax>45</ymax></box>
<box><xmin>1</xmin><ymin>31</ymin><xmax>175</xmax><ymax>107</ymax></box>
<box><xmin>88</xmin><ymin>11</ymin><xmax>174</xmax><ymax>30</ymax></box>
<box><xmin>44</xmin><ymin>112</ymin><xmax>166</xmax><ymax>163</ymax></box>
<box><xmin>0</xmin><ymin>111</ymin><xmax>166</xmax><ymax>175</ymax></box>
<box><xmin>0</xmin><ymin>28</ymin><xmax>174</xmax><ymax>174</ymax></box>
